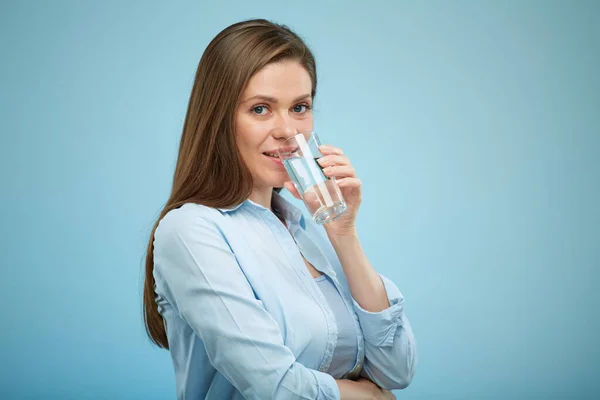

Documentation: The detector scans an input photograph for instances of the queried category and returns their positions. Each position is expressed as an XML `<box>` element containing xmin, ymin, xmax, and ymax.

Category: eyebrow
<box><xmin>241</xmin><ymin>93</ymin><xmax>312</xmax><ymax>104</ymax></box>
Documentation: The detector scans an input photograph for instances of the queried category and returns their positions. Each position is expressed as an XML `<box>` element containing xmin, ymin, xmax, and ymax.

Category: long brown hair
<box><xmin>143</xmin><ymin>19</ymin><xmax>318</xmax><ymax>348</ymax></box>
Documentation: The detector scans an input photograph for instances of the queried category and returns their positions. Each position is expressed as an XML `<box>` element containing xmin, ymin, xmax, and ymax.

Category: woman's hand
<box><xmin>284</xmin><ymin>144</ymin><xmax>362</xmax><ymax>236</ymax></box>
<box><xmin>336</xmin><ymin>378</ymin><xmax>396</xmax><ymax>400</ymax></box>
<box><xmin>355</xmin><ymin>378</ymin><xmax>396</xmax><ymax>400</ymax></box>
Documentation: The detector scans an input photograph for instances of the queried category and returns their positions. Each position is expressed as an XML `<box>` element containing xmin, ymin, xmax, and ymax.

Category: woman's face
<box><xmin>235</xmin><ymin>60</ymin><xmax>314</xmax><ymax>191</ymax></box>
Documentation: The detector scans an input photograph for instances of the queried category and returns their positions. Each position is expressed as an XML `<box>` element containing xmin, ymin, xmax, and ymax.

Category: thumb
<box><xmin>284</xmin><ymin>181</ymin><xmax>302</xmax><ymax>200</ymax></box>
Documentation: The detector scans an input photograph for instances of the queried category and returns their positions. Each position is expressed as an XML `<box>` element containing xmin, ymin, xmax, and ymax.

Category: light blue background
<box><xmin>1</xmin><ymin>0</ymin><xmax>598</xmax><ymax>398</ymax></box>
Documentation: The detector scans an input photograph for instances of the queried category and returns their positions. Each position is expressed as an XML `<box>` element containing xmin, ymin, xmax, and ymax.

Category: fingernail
<box><xmin>317</xmin><ymin>157</ymin><xmax>326</xmax><ymax>166</ymax></box>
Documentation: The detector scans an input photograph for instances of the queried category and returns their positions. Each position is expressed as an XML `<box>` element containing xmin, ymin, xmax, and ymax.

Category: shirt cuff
<box><xmin>311</xmin><ymin>369</ymin><xmax>340</xmax><ymax>400</ymax></box>
<box><xmin>352</xmin><ymin>274</ymin><xmax>405</xmax><ymax>347</ymax></box>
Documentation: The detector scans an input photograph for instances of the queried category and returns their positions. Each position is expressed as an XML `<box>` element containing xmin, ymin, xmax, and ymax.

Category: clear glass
<box><xmin>278</xmin><ymin>132</ymin><xmax>347</xmax><ymax>225</ymax></box>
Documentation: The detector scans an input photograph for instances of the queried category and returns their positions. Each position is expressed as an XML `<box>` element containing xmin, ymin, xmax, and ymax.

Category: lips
<box><xmin>262</xmin><ymin>146</ymin><xmax>299</xmax><ymax>158</ymax></box>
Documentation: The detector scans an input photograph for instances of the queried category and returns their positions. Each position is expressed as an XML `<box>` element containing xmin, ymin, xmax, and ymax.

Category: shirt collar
<box><xmin>271</xmin><ymin>191</ymin><xmax>306</xmax><ymax>230</ymax></box>
<box><xmin>217</xmin><ymin>190</ymin><xmax>306</xmax><ymax>230</ymax></box>
<box><xmin>216</xmin><ymin>202</ymin><xmax>245</xmax><ymax>213</ymax></box>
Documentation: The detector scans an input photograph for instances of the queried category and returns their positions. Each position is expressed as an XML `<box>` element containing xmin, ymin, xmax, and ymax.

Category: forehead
<box><xmin>242</xmin><ymin>60</ymin><xmax>312</xmax><ymax>99</ymax></box>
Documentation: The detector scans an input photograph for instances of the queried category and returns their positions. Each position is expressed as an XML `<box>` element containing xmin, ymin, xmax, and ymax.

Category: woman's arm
<box><xmin>337</xmin><ymin>379</ymin><xmax>396</xmax><ymax>400</ymax></box>
<box><xmin>327</xmin><ymin>230</ymin><xmax>417</xmax><ymax>391</ymax></box>
<box><xmin>328</xmin><ymin>232</ymin><xmax>389</xmax><ymax>312</ymax></box>
<box><xmin>288</xmin><ymin>143</ymin><xmax>417</xmax><ymax>390</ymax></box>
<box><xmin>154</xmin><ymin>208</ymin><xmax>340</xmax><ymax>400</ymax></box>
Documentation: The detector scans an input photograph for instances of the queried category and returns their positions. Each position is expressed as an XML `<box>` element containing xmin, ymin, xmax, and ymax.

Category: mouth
<box><xmin>263</xmin><ymin>147</ymin><xmax>299</xmax><ymax>159</ymax></box>
<box><xmin>263</xmin><ymin>152</ymin><xmax>284</xmax><ymax>166</ymax></box>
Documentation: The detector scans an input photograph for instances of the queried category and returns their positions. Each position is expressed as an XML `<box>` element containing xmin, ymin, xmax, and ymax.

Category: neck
<box><xmin>248</xmin><ymin>187</ymin><xmax>274</xmax><ymax>211</ymax></box>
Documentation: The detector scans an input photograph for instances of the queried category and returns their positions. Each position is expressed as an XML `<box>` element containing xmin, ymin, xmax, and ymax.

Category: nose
<box><xmin>272</xmin><ymin>113</ymin><xmax>299</xmax><ymax>140</ymax></box>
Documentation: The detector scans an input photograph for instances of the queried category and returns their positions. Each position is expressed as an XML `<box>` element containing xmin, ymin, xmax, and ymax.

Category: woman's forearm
<box><xmin>336</xmin><ymin>378</ymin><xmax>392</xmax><ymax>400</ymax></box>
<box><xmin>336</xmin><ymin>379</ymin><xmax>372</xmax><ymax>399</ymax></box>
<box><xmin>327</xmin><ymin>232</ymin><xmax>390</xmax><ymax>312</ymax></box>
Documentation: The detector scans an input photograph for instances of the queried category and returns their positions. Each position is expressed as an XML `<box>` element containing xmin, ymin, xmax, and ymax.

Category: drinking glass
<box><xmin>278</xmin><ymin>132</ymin><xmax>347</xmax><ymax>225</ymax></box>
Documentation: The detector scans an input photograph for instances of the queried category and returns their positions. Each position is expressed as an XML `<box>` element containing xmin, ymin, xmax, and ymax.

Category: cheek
<box><xmin>300</xmin><ymin>115</ymin><xmax>314</xmax><ymax>132</ymax></box>
<box><xmin>235</xmin><ymin>116</ymin><xmax>261</xmax><ymax>153</ymax></box>
<box><xmin>241</xmin><ymin>131</ymin><xmax>264</xmax><ymax>156</ymax></box>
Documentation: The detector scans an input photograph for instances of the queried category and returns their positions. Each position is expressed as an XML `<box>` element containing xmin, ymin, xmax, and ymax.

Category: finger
<box><xmin>323</xmin><ymin>165</ymin><xmax>356</xmax><ymax>179</ymax></box>
<box><xmin>318</xmin><ymin>144</ymin><xmax>344</xmax><ymax>156</ymax></box>
<box><xmin>284</xmin><ymin>181</ymin><xmax>302</xmax><ymax>200</ymax></box>
<box><xmin>317</xmin><ymin>154</ymin><xmax>350</xmax><ymax>168</ymax></box>
<box><xmin>335</xmin><ymin>177</ymin><xmax>362</xmax><ymax>188</ymax></box>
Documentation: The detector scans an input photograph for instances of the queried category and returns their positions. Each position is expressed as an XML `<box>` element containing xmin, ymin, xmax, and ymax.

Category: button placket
<box><xmin>326</xmin><ymin>269</ymin><xmax>366</xmax><ymax>374</ymax></box>
<box><xmin>261</xmin><ymin>208</ymin><xmax>338</xmax><ymax>373</ymax></box>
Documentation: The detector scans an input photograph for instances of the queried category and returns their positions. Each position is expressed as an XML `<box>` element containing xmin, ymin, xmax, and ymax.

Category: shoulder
<box><xmin>155</xmin><ymin>203</ymin><xmax>226</xmax><ymax>243</ymax></box>
<box><xmin>152</xmin><ymin>203</ymin><xmax>233</xmax><ymax>280</ymax></box>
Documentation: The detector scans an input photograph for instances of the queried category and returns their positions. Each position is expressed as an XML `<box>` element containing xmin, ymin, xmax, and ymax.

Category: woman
<box><xmin>143</xmin><ymin>19</ymin><xmax>417</xmax><ymax>400</ymax></box>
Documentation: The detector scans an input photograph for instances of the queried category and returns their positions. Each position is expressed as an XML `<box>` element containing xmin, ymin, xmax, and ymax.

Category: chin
<box><xmin>255</xmin><ymin>173</ymin><xmax>289</xmax><ymax>191</ymax></box>
<box><xmin>270</xmin><ymin>179</ymin><xmax>288</xmax><ymax>189</ymax></box>
<box><xmin>272</xmin><ymin>175</ymin><xmax>290</xmax><ymax>189</ymax></box>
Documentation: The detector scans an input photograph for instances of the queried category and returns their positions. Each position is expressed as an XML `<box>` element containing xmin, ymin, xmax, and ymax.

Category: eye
<box><xmin>251</xmin><ymin>105</ymin><xmax>269</xmax><ymax>115</ymax></box>
<box><xmin>292</xmin><ymin>103</ymin><xmax>311</xmax><ymax>113</ymax></box>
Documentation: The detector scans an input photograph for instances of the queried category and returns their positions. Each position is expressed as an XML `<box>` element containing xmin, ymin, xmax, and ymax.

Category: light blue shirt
<box><xmin>314</xmin><ymin>274</ymin><xmax>359</xmax><ymax>378</ymax></box>
<box><xmin>153</xmin><ymin>191</ymin><xmax>417</xmax><ymax>399</ymax></box>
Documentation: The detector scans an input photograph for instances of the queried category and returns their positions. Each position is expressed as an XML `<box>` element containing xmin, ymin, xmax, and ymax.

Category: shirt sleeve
<box><xmin>153</xmin><ymin>208</ymin><xmax>340</xmax><ymax>400</ymax></box>
<box><xmin>303</xmin><ymin>219</ymin><xmax>417</xmax><ymax>391</ymax></box>
<box><xmin>353</xmin><ymin>274</ymin><xmax>418</xmax><ymax>390</ymax></box>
